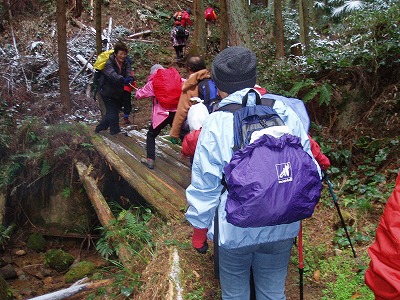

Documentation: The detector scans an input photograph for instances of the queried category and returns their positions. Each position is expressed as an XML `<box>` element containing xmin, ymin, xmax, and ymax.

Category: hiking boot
<box><xmin>123</xmin><ymin>117</ymin><xmax>131</xmax><ymax>125</ymax></box>
<box><xmin>141</xmin><ymin>157</ymin><xmax>154</xmax><ymax>169</ymax></box>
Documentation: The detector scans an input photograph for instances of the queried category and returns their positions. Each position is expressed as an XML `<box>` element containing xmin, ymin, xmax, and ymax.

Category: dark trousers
<box><xmin>95</xmin><ymin>96</ymin><xmax>121</xmax><ymax>135</ymax></box>
<box><xmin>173</xmin><ymin>45</ymin><xmax>185</xmax><ymax>60</ymax></box>
<box><xmin>121</xmin><ymin>91</ymin><xmax>132</xmax><ymax>116</ymax></box>
<box><xmin>146</xmin><ymin>112</ymin><xmax>175</xmax><ymax>160</ymax></box>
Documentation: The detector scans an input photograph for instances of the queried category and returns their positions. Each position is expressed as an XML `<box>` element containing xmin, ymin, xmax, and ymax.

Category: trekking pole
<box><xmin>129</xmin><ymin>83</ymin><xmax>138</xmax><ymax>91</ymax></box>
<box><xmin>298</xmin><ymin>221</ymin><xmax>304</xmax><ymax>300</ymax></box>
<box><xmin>324</xmin><ymin>172</ymin><xmax>357</xmax><ymax>258</ymax></box>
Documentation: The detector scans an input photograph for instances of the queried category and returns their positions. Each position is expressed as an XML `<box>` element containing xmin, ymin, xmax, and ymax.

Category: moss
<box><xmin>0</xmin><ymin>276</ymin><xmax>13</xmax><ymax>300</ymax></box>
<box><xmin>65</xmin><ymin>261</ymin><xmax>96</xmax><ymax>283</ymax></box>
<box><xmin>27</xmin><ymin>233</ymin><xmax>47</xmax><ymax>252</ymax></box>
<box><xmin>44</xmin><ymin>249</ymin><xmax>75</xmax><ymax>272</ymax></box>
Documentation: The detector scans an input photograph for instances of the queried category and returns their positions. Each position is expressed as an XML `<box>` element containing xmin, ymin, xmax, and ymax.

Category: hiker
<box><xmin>169</xmin><ymin>56</ymin><xmax>218</xmax><ymax>143</ymax></box>
<box><xmin>173</xmin><ymin>8</ymin><xmax>193</xmax><ymax>28</ymax></box>
<box><xmin>365</xmin><ymin>172</ymin><xmax>400</xmax><ymax>299</ymax></box>
<box><xmin>120</xmin><ymin>59</ymin><xmax>137</xmax><ymax>125</ymax></box>
<box><xmin>170</xmin><ymin>24</ymin><xmax>189</xmax><ymax>62</ymax></box>
<box><xmin>204</xmin><ymin>5</ymin><xmax>217</xmax><ymax>37</ymax></box>
<box><xmin>95</xmin><ymin>41</ymin><xmax>134</xmax><ymax>135</ymax></box>
<box><xmin>185</xmin><ymin>46</ymin><xmax>321</xmax><ymax>299</ymax></box>
<box><xmin>135</xmin><ymin>64</ymin><xmax>183</xmax><ymax>169</ymax></box>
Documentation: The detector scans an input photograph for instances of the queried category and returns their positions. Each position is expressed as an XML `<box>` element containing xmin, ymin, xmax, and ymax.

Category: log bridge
<box><xmin>85</xmin><ymin>129</ymin><xmax>192</xmax><ymax>223</ymax></box>
<box><xmin>56</xmin><ymin>130</ymin><xmax>200</xmax><ymax>300</ymax></box>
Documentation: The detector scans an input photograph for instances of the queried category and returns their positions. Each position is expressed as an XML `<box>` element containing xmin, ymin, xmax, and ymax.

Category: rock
<box><xmin>0</xmin><ymin>264</ymin><xmax>17</xmax><ymax>279</ymax></box>
<box><xmin>27</xmin><ymin>233</ymin><xmax>47</xmax><ymax>252</ymax></box>
<box><xmin>44</xmin><ymin>249</ymin><xmax>75</xmax><ymax>272</ymax></box>
<box><xmin>14</xmin><ymin>249</ymin><xmax>26</xmax><ymax>256</ymax></box>
<box><xmin>65</xmin><ymin>261</ymin><xmax>96</xmax><ymax>283</ymax></box>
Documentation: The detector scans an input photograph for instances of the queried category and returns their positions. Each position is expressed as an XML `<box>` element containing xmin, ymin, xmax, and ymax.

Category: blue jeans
<box><xmin>219</xmin><ymin>238</ymin><xmax>294</xmax><ymax>300</ymax></box>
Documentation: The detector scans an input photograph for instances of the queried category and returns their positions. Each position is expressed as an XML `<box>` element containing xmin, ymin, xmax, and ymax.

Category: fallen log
<box><xmin>128</xmin><ymin>30</ymin><xmax>152</xmax><ymax>38</ymax></box>
<box><xmin>70</xmin><ymin>51</ymin><xmax>96</xmax><ymax>87</ymax></box>
<box><xmin>27</xmin><ymin>279</ymin><xmax>112</xmax><ymax>300</ymax></box>
<box><xmin>74</xmin><ymin>161</ymin><xmax>136</xmax><ymax>270</ymax></box>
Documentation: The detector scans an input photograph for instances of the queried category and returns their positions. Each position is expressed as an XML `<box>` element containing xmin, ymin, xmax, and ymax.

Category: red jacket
<box><xmin>365</xmin><ymin>173</ymin><xmax>400</xmax><ymax>299</ymax></box>
<box><xmin>308</xmin><ymin>134</ymin><xmax>330</xmax><ymax>171</ymax></box>
<box><xmin>180</xmin><ymin>11</ymin><xmax>193</xmax><ymax>28</ymax></box>
<box><xmin>182</xmin><ymin>129</ymin><xmax>201</xmax><ymax>158</ymax></box>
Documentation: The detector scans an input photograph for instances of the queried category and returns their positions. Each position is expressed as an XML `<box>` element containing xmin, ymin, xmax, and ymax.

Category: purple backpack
<box><xmin>220</xmin><ymin>90</ymin><xmax>322</xmax><ymax>227</ymax></box>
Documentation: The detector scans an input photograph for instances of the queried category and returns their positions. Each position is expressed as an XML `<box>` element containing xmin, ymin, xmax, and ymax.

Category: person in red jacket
<box><xmin>365</xmin><ymin>173</ymin><xmax>400</xmax><ymax>299</ymax></box>
<box><xmin>204</xmin><ymin>6</ymin><xmax>217</xmax><ymax>37</ymax></box>
<box><xmin>173</xmin><ymin>8</ymin><xmax>193</xmax><ymax>28</ymax></box>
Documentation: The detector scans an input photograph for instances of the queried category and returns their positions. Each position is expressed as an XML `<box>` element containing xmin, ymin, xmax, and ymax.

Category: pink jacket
<box><xmin>135</xmin><ymin>73</ymin><xmax>178</xmax><ymax>129</ymax></box>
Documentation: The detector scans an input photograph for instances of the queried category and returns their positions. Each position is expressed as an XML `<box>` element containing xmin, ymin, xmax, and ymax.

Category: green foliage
<box><xmin>62</xmin><ymin>187</ymin><xmax>71</xmax><ymax>199</ymax></box>
<box><xmin>185</xmin><ymin>284</ymin><xmax>205</xmax><ymax>300</ymax></box>
<box><xmin>0</xmin><ymin>224</ymin><xmax>14</xmax><ymax>250</ymax></box>
<box><xmin>96</xmin><ymin>205</ymin><xmax>155</xmax><ymax>262</ymax></box>
<box><xmin>0</xmin><ymin>119</ymin><xmax>94</xmax><ymax>191</ymax></box>
<box><xmin>319</xmin><ymin>250</ymin><xmax>374</xmax><ymax>300</ymax></box>
<box><xmin>333</xmin><ymin>226</ymin><xmax>371</xmax><ymax>249</ymax></box>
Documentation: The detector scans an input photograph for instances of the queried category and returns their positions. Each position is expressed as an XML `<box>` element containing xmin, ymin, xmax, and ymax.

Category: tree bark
<box><xmin>226</xmin><ymin>0</ymin><xmax>251</xmax><ymax>47</ymax></box>
<box><xmin>274</xmin><ymin>0</ymin><xmax>285</xmax><ymax>58</ymax></box>
<box><xmin>56</xmin><ymin>0</ymin><xmax>71</xmax><ymax>113</ymax></box>
<box><xmin>95</xmin><ymin>0</ymin><xmax>102</xmax><ymax>54</ymax></box>
<box><xmin>219</xmin><ymin>0</ymin><xmax>229</xmax><ymax>50</ymax></box>
<box><xmin>299</xmin><ymin>0</ymin><xmax>310</xmax><ymax>52</ymax></box>
<box><xmin>191</xmin><ymin>0</ymin><xmax>206</xmax><ymax>56</ymax></box>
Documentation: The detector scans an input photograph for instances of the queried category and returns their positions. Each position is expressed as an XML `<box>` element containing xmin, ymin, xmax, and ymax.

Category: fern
<box><xmin>54</xmin><ymin>145</ymin><xmax>71</xmax><ymax>156</ymax></box>
<box><xmin>319</xmin><ymin>83</ymin><xmax>333</xmax><ymax>105</ymax></box>
<box><xmin>0</xmin><ymin>161</ymin><xmax>23</xmax><ymax>188</ymax></box>
<box><xmin>303</xmin><ymin>87</ymin><xmax>321</xmax><ymax>103</ymax></box>
<box><xmin>40</xmin><ymin>160</ymin><xmax>51</xmax><ymax>176</ymax></box>
<box><xmin>289</xmin><ymin>79</ymin><xmax>315</xmax><ymax>98</ymax></box>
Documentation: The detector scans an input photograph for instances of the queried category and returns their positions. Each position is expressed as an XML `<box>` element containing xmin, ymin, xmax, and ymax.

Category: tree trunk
<box><xmin>95</xmin><ymin>0</ymin><xmax>102</xmax><ymax>55</ymax></box>
<box><xmin>274</xmin><ymin>0</ymin><xmax>285</xmax><ymax>58</ymax></box>
<box><xmin>219</xmin><ymin>0</ymin><xmax>229</xmax><ymax>50</ymax></box>
<box><xmin>226</xmin><ymin>0</ymin><xmax>251</xmax><ymax>47</ymax></box>
<box><xmin>299</xmin><ymin>0</ymin><xmax>310</xmax><ymax>52</ymax></box>
<box><xmin>56</xmin><ymin>0</ymin><xmax>71</xmax><ymax>113</ymax></box>
<box><xmin>191</xmin><ymin>0</ymin><xmax>206</xmax><ymax>56</ymax></box>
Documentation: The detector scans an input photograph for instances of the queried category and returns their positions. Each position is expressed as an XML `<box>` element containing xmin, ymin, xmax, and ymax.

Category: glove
<box><xmin>192</xmin><ymin>228</ymin><xmax>208</xmax><ymax>254</ymax></box>
<box><xmin>121</xmin><ymin>77</ymin><xmax>134</xmax><ymax>85</ymax></box>
<box><xmin>170</xmin><ymin>137</ymin><xmax>180</xmax><ymax>145</ymax></box>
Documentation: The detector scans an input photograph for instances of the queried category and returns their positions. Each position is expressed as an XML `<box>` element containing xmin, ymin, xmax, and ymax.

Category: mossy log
<box><xmin>75</xmin><ymin>161</ymin><xmax>134</xmax><ymax>270</ymax></box>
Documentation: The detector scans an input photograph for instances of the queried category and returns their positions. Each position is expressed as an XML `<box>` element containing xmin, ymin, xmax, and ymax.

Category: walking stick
<box><xmin>324</xmin><ymin>173</ymin><xmax>357</xmax><ymax>258</ymax></box>
<box><xmin>299</xmin><ymin>221</ymin><xmax>304</xmax><ymax>300</ymax></box>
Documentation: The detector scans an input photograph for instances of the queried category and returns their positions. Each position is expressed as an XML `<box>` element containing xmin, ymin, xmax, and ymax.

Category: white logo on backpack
<box><xmin>277</xmin><ymin>162</ymin><xmax>293</xmax><ymax>183</ymax></box>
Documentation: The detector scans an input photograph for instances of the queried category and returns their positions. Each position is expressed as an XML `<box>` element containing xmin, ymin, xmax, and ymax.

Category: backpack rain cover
<box><xmin>153</xmin><ymin>68</ymin><xmax>182</xmax><ymax>111</ymax></box>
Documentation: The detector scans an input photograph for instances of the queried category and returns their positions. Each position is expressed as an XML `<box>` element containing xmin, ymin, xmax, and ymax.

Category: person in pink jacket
<box><xmin>135</xmin><ymin>64</ymin><xmax>180</xmax><ymax>169</ymax></box>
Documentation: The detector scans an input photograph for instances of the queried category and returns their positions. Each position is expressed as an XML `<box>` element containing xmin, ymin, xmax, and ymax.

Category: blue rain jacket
<box><xmin>185</xmin><ymin>88</ymin><xmax>322</xmax><ymax>249</ymax></box>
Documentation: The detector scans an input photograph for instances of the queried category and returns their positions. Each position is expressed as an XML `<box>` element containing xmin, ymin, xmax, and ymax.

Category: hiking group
<box><xmin>170</xmin><ymin>5</ymin><xmax>218</xmax><ymax>61</ymax></box>
<box><xmin>93</xmin><ymin>39</ymin><xmax>338</xmax><ymax>298</ymax></box>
